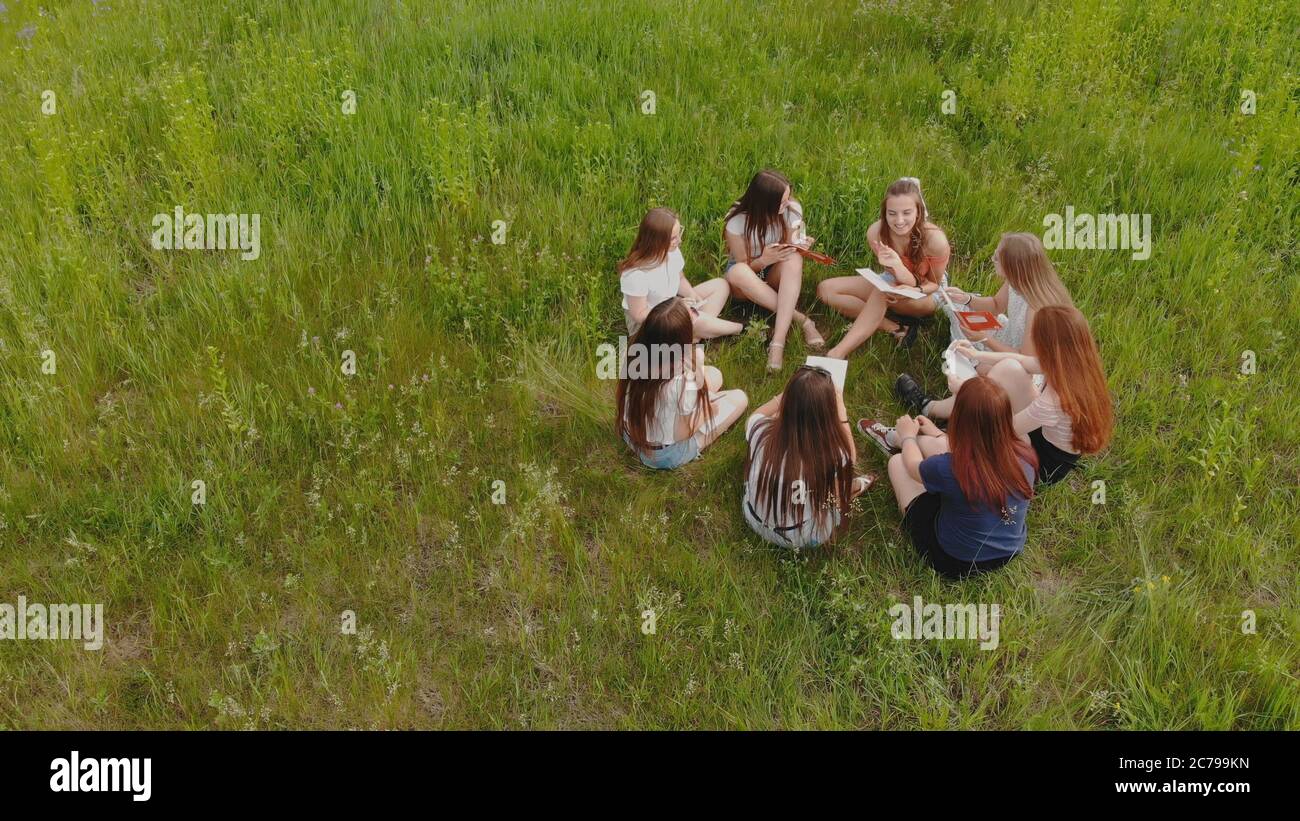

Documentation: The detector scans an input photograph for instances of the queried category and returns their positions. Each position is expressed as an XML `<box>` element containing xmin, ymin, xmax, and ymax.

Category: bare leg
<box><xmin>703</xmin><ymin>365</ymin><xmax>723</xmax><ymax>394</ymax></box>
<box><xmin>766</xmin><ymin>255</ymin><xmax>805</xmax><ymax>348</ymax></box>
<box><xmin>926</xmin><ymin>358</ymin><xmax>1034</xmax><ymax>421</ymax></box>
<box><xmin>725</xmin><ymin>263</ymin><xmax>808</xmax><ymax>325</ymax></box>
<box><xmin>827</xmin><ymin>289</ymin><xmax>890</xmax><ymax>359</ymax></box>
<box><xmin>926</xmin><ymin>395</ymin><xmax>955</xmax><ymax>420</ymax></box>
<box><xmin>694</xmin><ymin>278</ymin><xmax>730</xmax><ymax>315</ymax></box>
<box><xmin>887</xmin><ymin>453</ymin><xmax>927</xmax><ymax>515</ymax></box>
<box><xmin>696</xmin><ymin>389</ymin><xmax>748</xmax><ymax>449</ymax></box>
<box><xmin>688</xmin><ymin>279</ymin><xmax>742</xmax><ymax>339</ymax></box>
<box><xmin>816</xmin><ymin>276</ymin><xmax>870</xmax><ymax>319</ymax></box>
<box><xmin>694</xmin><ymin>314</ymin><xmax>743</xmax><ymax>340</ymax></box>
<box><xmin>918</xmin><ymin>433</ymin><xmax>950</xmax><ymax>458</ymax></box>
<box><xmin>988</xmin><ymin>358</ymin><xmax>1038</xmax><ymax>413</ymax></box>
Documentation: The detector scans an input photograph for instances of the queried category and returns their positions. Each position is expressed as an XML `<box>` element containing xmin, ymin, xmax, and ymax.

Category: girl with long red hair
<box><xmin>951</xmin><ymin>305</ymin><xmax>1113</xmax><ymax>485</ymax></box>
<box><xmin>884</xmin><ymin>377</ymin><xmax>1037</xmax><ymax>579</ymax></box>
<box><xmin>892</xmin><ymin>232</ymin><xmax>1073</xmax><ymax>421</ymax></box>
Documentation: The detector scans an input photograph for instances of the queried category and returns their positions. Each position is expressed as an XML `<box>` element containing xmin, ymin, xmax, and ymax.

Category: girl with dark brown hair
<box><xmin>722</xmin><ymin>169</ymin><xmax>827</xmax><ymax>371</ymax></box>
<box><xmin>742</xmin><ymin>366</ymin><xmax>876</xmax><ymax>548</ymax></box>
<box><xmin>616</xmin><ymin>298</ymin><xmax>748</xmax><ymax>470</ymax></box>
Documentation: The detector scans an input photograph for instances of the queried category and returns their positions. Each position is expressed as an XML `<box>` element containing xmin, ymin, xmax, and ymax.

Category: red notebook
<box><xmin>956</xmin><ymin>311</ymin><xmax>1003</xmax><ymax>333</ymax></box>
<box><xmin>794</xmin><ymin>247</ymin><xmax>837</xmax><ymax>266</ymax></box>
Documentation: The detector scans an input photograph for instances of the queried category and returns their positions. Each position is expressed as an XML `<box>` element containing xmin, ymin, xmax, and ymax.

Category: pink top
<box><xmin>1015</xmin><ymin>385</ymin><xmax>1076</xmax><ymax>454</ymax></box>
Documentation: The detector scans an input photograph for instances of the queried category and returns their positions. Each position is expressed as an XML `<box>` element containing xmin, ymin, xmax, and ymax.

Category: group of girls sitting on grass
<box><xmin>612</xmin><ymin>171</ymin><xmax>1113</xmax><ymax>579</ymax></box>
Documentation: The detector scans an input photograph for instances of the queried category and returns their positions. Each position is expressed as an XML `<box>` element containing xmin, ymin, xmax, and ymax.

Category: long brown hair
<box><xmin>949</xmin><ymin>377</ymin><xmax>1036</xmax><ymax>511</ymax></box>
<box><xmin>1030</xmin><ymin>306</ymin><xmax>1113</xmax><ymax>454</ymax></box>
<box><xmin>725</xmin><ymin>169</ymin><xmax>792</xmax><ymax>256</ymax></box>
<box><xmin>744</xmin><ymin>367</ymin><xmax>854</xmax><ymax>532</ymax></box>
<box><xmin>995</xmin><ymin>233</ymin><xmax>1073</xmax><ymax>309</ymax></box>
<box><xmin>878</xmin><ymin>178</ymin><xmax>939</xmax><ymax>283</ymax></box>
<box><xmin>618</xmin><ymin>207</ymin><xmax>677</xmax><ymax>275</ymax></box>
<box><xmin>615</xmin><ymin>298</ymin><xmax>713</xmax><ymax>454</ymax></box>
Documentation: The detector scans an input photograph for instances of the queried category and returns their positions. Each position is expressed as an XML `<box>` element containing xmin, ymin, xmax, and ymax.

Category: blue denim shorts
<box><xmin>724</xmin><ymin>257</ymin><xmax>774</xmax><ymax>281</ymax></box>
<box><xmin>623</xmin><ymin>432</ymin><xmax>700</xmax><ymax>470</ymax></box>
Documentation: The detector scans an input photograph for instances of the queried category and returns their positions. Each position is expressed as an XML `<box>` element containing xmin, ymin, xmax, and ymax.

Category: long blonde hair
<box><xmin>996</xmin><ymin>233</ymin><xmax>1073</xmax><ymax>309</ymax></box>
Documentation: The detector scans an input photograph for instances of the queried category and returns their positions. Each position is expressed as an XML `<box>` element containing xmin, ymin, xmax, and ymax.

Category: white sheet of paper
<box><xmin>805</xmin><ymin>356</ymin><xmax>847</xmax><ymax>391</ymax></box>
<box><xmin>856</xmin><ymin>268</ymin><xmax>926</xmax><ymax>300</ymax></box>
<box><xmin>944</xmin><ymin>342</ymin><xmax>978</xmax><ymax>381</ymax></box>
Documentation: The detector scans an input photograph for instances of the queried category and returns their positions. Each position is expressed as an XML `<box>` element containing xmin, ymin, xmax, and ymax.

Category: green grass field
<box><xmin>0</xmin><ymin>0</ymin><xmax>1296</xmax><ymax>729</ymax></box>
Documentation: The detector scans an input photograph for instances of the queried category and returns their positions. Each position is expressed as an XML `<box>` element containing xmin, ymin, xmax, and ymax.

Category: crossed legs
<box><xmin>690</xmin><ymin>278</ymin><xmax>743</xmax><ymax>340</ymax></box>
<box><xmin>925</xmin><ymin>358</ymin><xmax>1038</xmax><ymax>420</ymax></box>
<box><xmin>817</xmin><ymin>277</ymin><xmax>937</xmax><ymax>359</ymax></box>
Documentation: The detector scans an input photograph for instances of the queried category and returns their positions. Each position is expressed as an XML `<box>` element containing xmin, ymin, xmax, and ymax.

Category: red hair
<box><xmin>949</xmin><ymin>377</ymin><xmax>1036</xmax><ymax>511</ymax></box>
<box><xmin>1031</xmin><ymin>306</ymin><xmax>1113</xmax><ymax>454</ymax></box>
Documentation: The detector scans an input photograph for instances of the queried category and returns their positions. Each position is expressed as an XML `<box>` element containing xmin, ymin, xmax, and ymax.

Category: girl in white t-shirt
<box><xmin>722</xmin><ymin>170</ymin><xmax>826</xmax><ymax>371</ymax></box>
<box><xmin>616</xmin><ymin>298</ymin><xmax>748</xmax><ymax>470</ymax></box>
<box><xmin>619</xmin><ymin>207</ymin><xmax>742</xmax><ymax>339</ymax></box>
<box><xmin>743</xmin><ymin>365</ymin><xmax>874</xmax><ymax>548</ymax></box>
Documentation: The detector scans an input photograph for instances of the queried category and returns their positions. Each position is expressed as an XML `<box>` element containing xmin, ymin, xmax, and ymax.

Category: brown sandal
<box><xmin>801</xmin><ymin>316</ymin><xmax>826</xmax><ymax>350</ymax></box>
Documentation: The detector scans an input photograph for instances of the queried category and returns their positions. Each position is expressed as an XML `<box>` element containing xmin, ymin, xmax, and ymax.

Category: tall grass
<box><xmin>0</xmin><ymin>0</ymin><xmax>1295</xmax><ymax>728</ymax></box>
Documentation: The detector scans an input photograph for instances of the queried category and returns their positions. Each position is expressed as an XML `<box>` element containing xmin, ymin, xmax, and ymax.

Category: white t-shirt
<box><xmin>620</xmin><ymin>248</ymin><xmax>684</xmax><ymax>312</ymax></box>
<box><xmin>1016</xmin><ymin>385</ymin><xmax>1076</xmax><ymax>453</ymax></box>
<box><xmin>627</xmin><ymin>371</ymin><xmax>699</xmax><ymax>446</ymax></box>
<box><xmin>725</xmin><ymin>201</ymin><xmax>804</xmax><ymax>259</ymax></box>
<box><xmin>742</xmin><ymin>412</ymin><xmax>842</xmax><ymax>546</ymax></box>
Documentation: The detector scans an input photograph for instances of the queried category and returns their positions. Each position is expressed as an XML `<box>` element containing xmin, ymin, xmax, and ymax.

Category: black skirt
<box><xmin>1029</xmin><ymin>427</ymin><xmax>1080</xmax><ymax>486</ymax></box>
<box><xmin>901</xmin><ymin>492</ymin><xmax>1013</xmax><ymax>580</ymax></box>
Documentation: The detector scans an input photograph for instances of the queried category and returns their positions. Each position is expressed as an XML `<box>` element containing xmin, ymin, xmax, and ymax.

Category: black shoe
<box><xmin>894</xmin><ymin>373</ymin><xmax>933</xmax><ymax>416</ymax></box>
<box><xmin>898</xmin><ymin>321</ymin><xmax>920</xmax><ymax>349</ymax></box>
<box><xmin>887</xmin><ymin>314</ymin><xmax>922</xmax><ymax>349</ymax></box>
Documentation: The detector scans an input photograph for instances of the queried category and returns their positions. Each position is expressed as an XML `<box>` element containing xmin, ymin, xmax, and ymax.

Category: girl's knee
<box><xmin>990</xmin><ymin>357</ymin><xmax>1029</xmax><ymax>382</ymax></box>
<box><xmin>815</xmin><ymin>278</ymin><xmax>836</xmax><ymax>301</ymax></box>
<box><xmin>920</xmin><ymin>435</ymin><xmax>949</xmax><ymax>457</ymax></box>
<box><xmin>704</xmin><ymin>365</ymin><xmax>723</xmax><ymax>389</ymax></box>
<box><xmin>724</xmin><ymin>264</ymin><xmax>752</xmax><ymax>285</ymax></box>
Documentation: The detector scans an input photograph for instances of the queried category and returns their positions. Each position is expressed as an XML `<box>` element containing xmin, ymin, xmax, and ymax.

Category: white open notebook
<box><xmin>804</xmin><ymin>356</ymin><xmax>847</xmax><ymax>391</ymax></box>
<box><xmin>857</xmin><ymin>268</ymin><xmax>927</xmax><ymax>300</ymax></box>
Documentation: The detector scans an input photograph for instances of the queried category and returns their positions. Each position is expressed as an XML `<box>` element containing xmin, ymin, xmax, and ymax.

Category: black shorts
<box><xmin>1029</xmin><ymin>428</ymin><xmax>1080</xmax><ymax>486</ymax></box>
<box><xmin>901</xmin><ymin>492</ymin><xmax>1014</xmax><ymax>580</ymax></box>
